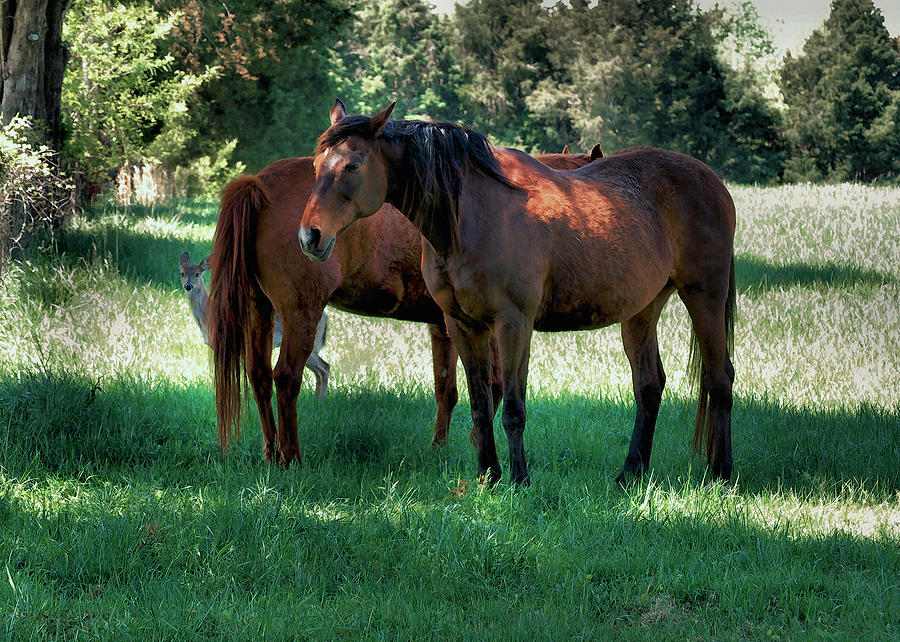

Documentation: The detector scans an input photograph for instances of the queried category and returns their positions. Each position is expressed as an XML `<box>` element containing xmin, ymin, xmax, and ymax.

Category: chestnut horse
<box><xmin>209</xmin><ymin>150</ymin><xmax>593</xmax><ymax>464</ymax></box>
<box><xmin>298</xmin><ymin>101</ymin><xmax>736</xmax><ymax>485</ymax></box>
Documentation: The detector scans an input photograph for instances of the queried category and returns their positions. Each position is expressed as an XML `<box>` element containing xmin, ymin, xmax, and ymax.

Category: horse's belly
<box><xmin>329</xmin><ymin>280</ymin><xmax>443</xmax><ymax>324</ymax></box>
<box><xmin>534</xmin><ymin>270</ymin><xmax>669</xmax><ymax>332</ymax></box>
<box><xmin>534</xmin><ymin>304</ymin><xmax>620</xmax><ymax>332</ymax></box>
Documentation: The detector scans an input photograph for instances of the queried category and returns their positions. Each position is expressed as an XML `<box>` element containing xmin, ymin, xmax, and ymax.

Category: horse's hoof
<box><xmin>278</xmin><ymin>450</ymin><xmax>303</xmax><ymax>468</ymax></box>
<box><xmin>478</xmin><ymin>467</ymin><xmax>502</xmax><ymax>487</ymax></box>
<box><xmin>615</xmin><ymin>468</ymin><xmax>643</xmax><ymax>488</ymax></box>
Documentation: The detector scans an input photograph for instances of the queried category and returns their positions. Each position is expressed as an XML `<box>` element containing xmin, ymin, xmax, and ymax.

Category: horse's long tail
<box><xmin>689</xmin><ymin>255</ymin><xmax>736</xmax><ymax>462</ymax></box>
<box><xmin>209</xmin><ymin>175</ymin><xmax>269</xmax><ymax>455</ymax></box>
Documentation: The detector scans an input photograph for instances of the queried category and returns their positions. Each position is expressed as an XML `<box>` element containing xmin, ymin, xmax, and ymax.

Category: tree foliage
<box><xmin>37</xmin><ymin>0</ymin><xmax>900</xmax><ymax>195</ymax></box>
<box><xmin>62</xmin><ymin>0</ymin><xmax>211</xmax><ymax>182</ymax></box>
<box><xmin>329</xmin><ymin>0</ymin><xmax>459</xmax><ymax>120</ymax></box>
<box><xmin>162</xmin><ymin>0</ymin><xmax>354</xmax><ymax>171</ymax></box>
<box><xmin>779</xmin><ymin>0</ymin><xmax>900</xmax><ymax>182</ymax></box>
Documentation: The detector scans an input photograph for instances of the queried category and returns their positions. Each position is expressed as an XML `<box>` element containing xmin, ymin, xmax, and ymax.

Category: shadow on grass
<box><xmin>1</xmin><ymin>370</ymin><xmax>897</xmax><ymax>500</ymax></box>
<box><xmin>735</xmin><ymin>254</ymin><xmax>896</xmax><ymax>295</ymax></box>
<box><xmin>86</xmin><ymin>199</ymin><xmax>219</xmax><ymax>227</ymax></box>
<box><xmin>1</xmin><ymin>405</ymin><xmax>896</xmax><ymax>640</ymax></box>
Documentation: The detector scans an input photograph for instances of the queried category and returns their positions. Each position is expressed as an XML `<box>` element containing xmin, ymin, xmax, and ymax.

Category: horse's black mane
<box><xmin>317</xmin><ymin>115</ymin><xmax>516</xmax><ymax>248</ymax></box>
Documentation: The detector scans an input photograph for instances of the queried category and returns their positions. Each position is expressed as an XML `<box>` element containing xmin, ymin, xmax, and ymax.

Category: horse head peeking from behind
<box><xmin>300</xmin><ymin>100</ymin><xmax>736</xmax><ymax>488</ymax></box>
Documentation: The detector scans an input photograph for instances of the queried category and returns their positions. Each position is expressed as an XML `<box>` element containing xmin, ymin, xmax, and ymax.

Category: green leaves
<box><xmin>778</xmin><ymin>0</ymin><xmax>900</xmax><ymax>182</ymax></box>
<box><xmin>61</xmin><ymin>0</ymin><xmax>212</xmax><ymax>181</ymax></box>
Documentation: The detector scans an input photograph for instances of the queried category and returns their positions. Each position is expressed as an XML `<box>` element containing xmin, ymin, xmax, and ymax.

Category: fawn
<box><xmin>179</xmin><ymin>252</ymin><xmax>330</xmax><ymax>399</ymax></box>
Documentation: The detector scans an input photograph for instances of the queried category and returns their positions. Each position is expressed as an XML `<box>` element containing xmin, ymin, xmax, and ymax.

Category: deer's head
<box><xmin>179</xmin><ymin>252</ymin><xmax>210</xmax><ymax>296</ymax></box>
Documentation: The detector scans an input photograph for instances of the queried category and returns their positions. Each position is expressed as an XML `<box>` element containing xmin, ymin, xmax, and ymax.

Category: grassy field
<box><xmin>0</xmin><ymin>184</ymin><xmax>897</xmax><ymax>639</ymax></box>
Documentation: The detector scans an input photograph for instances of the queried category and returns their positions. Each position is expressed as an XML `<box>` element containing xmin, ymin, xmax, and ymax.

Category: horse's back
<box><xmin>480</xmin><ymin>146</ymin><xmax>734</xmax><ymax>330</ymax></box>
<box><xmin>577</xmin><ymin>147</ymin><xmax>735</xmax><ymax>234</ymax></box>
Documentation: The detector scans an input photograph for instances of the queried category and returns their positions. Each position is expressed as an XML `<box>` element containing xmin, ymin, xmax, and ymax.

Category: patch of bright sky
<box><xmin>431</xmin><ymin>0</ymin><xmax>900</xmax><ymax>55</ymax></box>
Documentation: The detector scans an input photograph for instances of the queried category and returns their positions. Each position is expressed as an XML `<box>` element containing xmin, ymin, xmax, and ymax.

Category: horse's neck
<box><xmin>384</xmin><ymin>173</ymin><xmax>455</xmax><ymax>256</ymax></box>
<box><xmin>187</xmin><ymin>286</ymin><xmax>210</xmax><ymax>344</ymax></box>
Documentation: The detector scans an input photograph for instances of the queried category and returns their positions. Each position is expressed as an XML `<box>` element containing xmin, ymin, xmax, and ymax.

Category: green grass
<box><xmin>0</xmin><ymin>185</ymin><xmax>898</xmax><ymax>639</ymax></box>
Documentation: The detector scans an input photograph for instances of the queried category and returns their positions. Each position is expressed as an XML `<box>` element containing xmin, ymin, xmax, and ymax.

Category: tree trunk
<box><xmin>0</xmin><ymin>0</ymin><xmax>70</xmax><ymax>264</ymax></box>
<box><xmin>1</xmin><ymin>0</ymin><xmax>68</xmax><ymax>146</ymax></box>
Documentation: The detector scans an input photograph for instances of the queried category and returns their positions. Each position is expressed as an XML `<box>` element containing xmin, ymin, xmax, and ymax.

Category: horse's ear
<box><xmin>199</xmin><ymin>256</ymin><xmax>211</xmax><ymax>271</ymax></box>
<box><xmin>330</xmin><ymin>99</ymin><xmax>347</xmax><ymax>126</ymax></box>
<box><xmin>369</xmin><ymin>102</ymin><xmax>395</xmax><ymax>137</ymax></box>
<box><xmin>180</xmin><ymin>251</ymin><xmax>189</xmax><ymax>267</ymax></box>
<box><xmin>562</xmin><ymin>144</ymin><xmax>570</xmax><ymax>154</ymax></box>
<box><xmin>590</xmin><ymin>143</ymin><xmax>603</xmax><ymax>161</ymax></box>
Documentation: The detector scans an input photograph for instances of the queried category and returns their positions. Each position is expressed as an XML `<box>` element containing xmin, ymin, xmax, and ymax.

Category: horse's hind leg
<box><xmin>678</xmin><ymin>289</ymin><xmax>735</xmax><ymax>481</ymax></box>
<box><xmin>246</xmin><ymin>297</ymin><xmax>278</xmax><ymax>462</ymax></box>
<box><xmin>617</xmin><ymin>285</ymin><xmax>675</xmax><ymax>485</ymax></box>
<box><xmin>428</xmin><ymin>321</ymin><xmax>459</xmax><ymax>446</ymax></box>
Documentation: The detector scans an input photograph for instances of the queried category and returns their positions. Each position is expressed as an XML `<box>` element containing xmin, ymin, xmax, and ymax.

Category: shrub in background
<box><xmin>0</xmin><ymin>117</ymin><xmax>75</xmax><ymax>271</ymax></box>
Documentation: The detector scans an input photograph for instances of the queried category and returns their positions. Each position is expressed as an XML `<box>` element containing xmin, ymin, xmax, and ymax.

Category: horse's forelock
<box><xmin>316</xmin><ymin>114</ymin><xmax>373</xmax><ymax>154</ymax></box>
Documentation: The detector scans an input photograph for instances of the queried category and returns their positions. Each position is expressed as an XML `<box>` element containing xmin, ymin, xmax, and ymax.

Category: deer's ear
<box><xmin>180</xmin><ymin>252</ymin><xmax>190</xmax><ymax>267</ymax></box>
<box><xmin>199</xmin><ymin>256</ymin><xmax>211</xmax><ymax>271</ymax></box>
<box><xmin>330</xmin><ymin>99</ymin><xmax>347</xmax><ymax>126</ymax></box>
<box><xmin>369</xmin><ymin>102</ymin><xmax>395</xmax><ymax>137</ymax></box>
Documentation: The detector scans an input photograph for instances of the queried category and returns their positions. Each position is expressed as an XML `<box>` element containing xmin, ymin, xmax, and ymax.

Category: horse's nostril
<box><xmin>309</xmin><ymin>226</ymin><xmax>322</xmax><ymax>248</ymax></box>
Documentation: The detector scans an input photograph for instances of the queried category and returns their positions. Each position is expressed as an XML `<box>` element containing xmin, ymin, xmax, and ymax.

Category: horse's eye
<box><xmin>346</xmin><ymin>161</ymin><xmax>360</xmax><ymax>172</ymax></box>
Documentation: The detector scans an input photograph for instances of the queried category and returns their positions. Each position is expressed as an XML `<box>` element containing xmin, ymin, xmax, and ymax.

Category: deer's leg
<box><xmin>305</xmin><ymin>310</ymin><xmax>330</xmax><ymax>400</ymax></box>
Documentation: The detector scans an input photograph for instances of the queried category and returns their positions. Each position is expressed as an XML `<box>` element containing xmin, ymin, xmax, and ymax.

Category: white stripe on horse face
<box><xmin>324</xmin><ymin>147</ymin><xmax>344</xmax><ymax>172</ymax></box>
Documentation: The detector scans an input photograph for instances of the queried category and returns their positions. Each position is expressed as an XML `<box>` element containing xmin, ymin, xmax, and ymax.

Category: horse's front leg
<box><xmin>272</xmin><ymin>307</ymin><xmax>324</xmax><ymax>466</ymax></box>
<box><xmin>444</xmin><ymin>315</ymin><xmax>501</xmax><ymax>485</ymax></box>
<box><xmin>494</xmin><ymin>312</ymin><xmax>535</xmax><ymax>486</ymax></box>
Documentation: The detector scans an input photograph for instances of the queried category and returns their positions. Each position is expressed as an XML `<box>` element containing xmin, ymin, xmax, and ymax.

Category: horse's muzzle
<box><xmin>298</xmin><ymin>225</ymin><xmax>335</xmax><ymax>262</ymax></box>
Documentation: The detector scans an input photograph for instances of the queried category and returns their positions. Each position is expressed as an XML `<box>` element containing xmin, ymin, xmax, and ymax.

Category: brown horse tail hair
<box><xmin>209</xmin><ymin>175</ymin><xmax>270</xmax><ymax>456</ymax></box>
<box><xmin>689</xmin><ymin>256</ymin><xmax>736</xmax><ymax>462</ymax></box>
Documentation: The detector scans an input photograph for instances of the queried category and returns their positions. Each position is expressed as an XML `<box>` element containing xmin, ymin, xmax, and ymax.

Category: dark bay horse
<box><xmin>209</xmin><ymin>150</ymin><xmax>592</xmax><ymax>464</ymax></box>
<box><xmin>298</xmin><ymin>101</ymin><xmax>736</xmax><ymax>485</ymax></box>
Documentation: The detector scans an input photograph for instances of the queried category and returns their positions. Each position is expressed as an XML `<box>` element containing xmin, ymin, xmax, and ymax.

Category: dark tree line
<box><xmin>171</xmin><ymin>0</ymin><xmax>895</xmax><ymax>184</ymax></box>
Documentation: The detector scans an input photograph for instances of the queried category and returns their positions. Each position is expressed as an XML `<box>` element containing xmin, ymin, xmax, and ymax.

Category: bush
<box><xmin>0</xmin><ymin>117</ymin><xmax>75</xmax><ymax>271</ymax></box>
